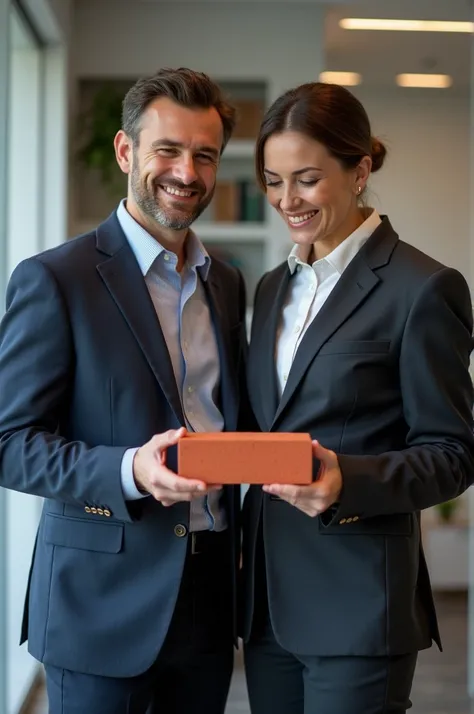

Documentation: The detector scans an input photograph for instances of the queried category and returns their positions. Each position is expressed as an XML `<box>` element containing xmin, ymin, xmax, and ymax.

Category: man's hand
<box><xmin>262</xmin><ymin>440</ymin><xmax>342</xmax><ymax>518</ymax></box>
<box><xmin>133</xmin><ymin>427</ymin><xmax>221</xmax><ymax>507</ymax></box>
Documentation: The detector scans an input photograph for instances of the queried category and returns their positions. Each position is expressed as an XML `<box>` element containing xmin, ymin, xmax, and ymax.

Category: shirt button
<box><xmin>283</xmin><ymin>374</ymin><xmax>288</xmax><ymax>381</ymax></box>
<box><xmin>187</xmin><ymin>386</ymin><xmax>195</xmax><ymax>393</ymax></box>
<box><xmin>294</xmin><ymin>325</ymin><xmax>301</xmax><ymax>334</ymax></box>
<box><xmin>164</xmin><ymin>254</ymin><xmax>170</xmax><ymax>261</ymax></box>
<box><xmin>183</xmin><ymin>341</ymin><xmax>188</xmax><ymax>350</ymax></box>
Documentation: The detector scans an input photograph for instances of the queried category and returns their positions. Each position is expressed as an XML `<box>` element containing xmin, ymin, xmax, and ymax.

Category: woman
<box><xmin>241</xmin><ymin>82</ymin><xmax>474</xmax><ymax>714</ymax></box>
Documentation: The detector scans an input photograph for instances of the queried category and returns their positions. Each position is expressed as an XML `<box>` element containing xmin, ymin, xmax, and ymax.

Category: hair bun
<box><xmin>371</xmin><ymin>137</ymin><xmax>387</xmax><ymax>173</ymax></box>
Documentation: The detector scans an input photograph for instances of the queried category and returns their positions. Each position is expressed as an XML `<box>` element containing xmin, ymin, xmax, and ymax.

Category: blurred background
<box><xmin>0</xmin><ymin>0</ymin><xmax>474</xmax><ymax>712</ymax></box>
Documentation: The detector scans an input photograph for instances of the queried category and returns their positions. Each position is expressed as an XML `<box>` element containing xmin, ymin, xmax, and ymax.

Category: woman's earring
<box><xmin>357</xmin><ymin>186</ymin><xmax>362</xmax><ymax>195</ymax></box>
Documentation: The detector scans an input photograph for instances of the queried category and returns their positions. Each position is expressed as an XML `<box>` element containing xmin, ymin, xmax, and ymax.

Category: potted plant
<box><xmin>435</xmin><ymin>498</ymin><xmax>459</xmax><ymax>524</ymax></box>
<box><xmin>76</xmin><ymin>82</ymin><xmax>127</xmax><ymax>195</ymax></box>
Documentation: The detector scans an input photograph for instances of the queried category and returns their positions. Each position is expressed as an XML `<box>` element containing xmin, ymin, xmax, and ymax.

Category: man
<box><xmin>0</xmin><ymin>67</ymin><xmax>249</xmax><ymax>714</ymax></box>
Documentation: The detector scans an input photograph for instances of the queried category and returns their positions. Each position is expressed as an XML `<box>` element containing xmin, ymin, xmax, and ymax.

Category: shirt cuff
<box><xmin>120</xmin><ymin>448</ymin><xmax>148</xmax><ymax>500</ymax></box>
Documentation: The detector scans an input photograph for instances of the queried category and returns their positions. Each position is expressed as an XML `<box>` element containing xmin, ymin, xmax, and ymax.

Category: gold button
<box><xmin>97</xmin><ymin>508</ymin><xmax>104</xmax><ymax>516</ymax></box>
<box><xmin>90</xmin><ymin>507</ymin><xmax>97</xmax><ymax>514</ymax></box>
<box><xmin>346</xmin><ymin>517</ymin><xmax>353</xmax><ymax>524</ymax></box>
<box><xmin>84</xmin><ymin>506</ymin><xmax>91</xmax><ymax>513</ymax></box>
<box><xmin>103</xmin><ymin>509</ymin><xmax>111</xmax><ymax>517</ymax></box>
<box><xmin>352</xmin><ymin>515</ymin><xmax>360</xmax><ymax>522</ymax></box>
<box><xmin>339</xmin><ymin>518</ymin><xmax>347</xmax><ymax>525</ymax></box>
<box><xmin>174</xmin><ymin>524</ymin><xmax>187</xmax><ymax>538</ymax></box>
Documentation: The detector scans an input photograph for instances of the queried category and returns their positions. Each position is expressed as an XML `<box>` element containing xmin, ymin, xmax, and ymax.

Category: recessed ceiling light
<box><xmin>396</xmin><ymin>73</ymin><xmax>453</xmax><ymax>88</ymax></box>
<box><xmin>320</xmin><ymin>71</ymin><xmax>362</xmax><ymax>86</ymax></box>
<box><xmin>340</xmin><ymin>18</ymin><xmax>474</xmax><ymax>33</ymax></box>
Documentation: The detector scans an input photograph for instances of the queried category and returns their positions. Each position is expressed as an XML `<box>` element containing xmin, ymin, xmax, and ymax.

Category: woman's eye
<box><xmin>299</xmin><ymin>179</ymin><xmax>319</xmax><ymax>186</ymax></box>
<box><xmin>265</xmin><ymin>180</ymin><xmax>282</xmax><ymax>188</ymax></box>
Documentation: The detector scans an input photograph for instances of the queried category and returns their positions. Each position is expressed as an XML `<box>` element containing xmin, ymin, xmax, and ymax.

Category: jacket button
<box><xmin>84</xmin><ymin>506</ymin><xmax>91</xmax><ymax>513</ymax></box>
<box><xmin>103</xmin><ymin>509</ymin><xmax>111</xmax><ymax>517</ymax></box>
<box><xmin>174</xmin><ymin>524</ymin><xmax>187</xmax><ymax>538</ymax></box>
<box><xmin>339</xmin><ymin>518</ymin><xmax>347</xmax><ymax>525</ymax></box>
<box><xmin>97</xmin><ymin>508</ymin><xmax>104</xmax><ymax>516</ymax></box>
<box><xmin>352</xmin><ymin>515</ymin><xmax>360</xmax><ymax>522</ymax></box>
<box><xmin>346</xmin><ymin>517</ymin><xmax>353</xmax><ymax>523</ymax></box>
<box><xmin>90</xmin><ymin>507</ymin><xmax>97</xmax><ymax>514</ymax></box>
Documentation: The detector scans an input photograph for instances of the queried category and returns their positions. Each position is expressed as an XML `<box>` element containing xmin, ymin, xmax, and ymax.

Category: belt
<box><xmin>189</xmin><ymin>529</ymin><xmax>228</xmax><ymax>555</ymax></box>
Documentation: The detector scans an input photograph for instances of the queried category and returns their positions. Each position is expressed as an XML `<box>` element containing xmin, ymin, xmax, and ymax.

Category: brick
<box><xmin>178</xmin><ymin>432</ymin><xmax>313</xmax><ymax>484</ymax></box>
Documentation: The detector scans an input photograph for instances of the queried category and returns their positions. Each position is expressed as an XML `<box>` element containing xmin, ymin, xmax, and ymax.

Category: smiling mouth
<box><xmin>159</xmin><ymin>185</ymin><xmax>199</xmax><ymax>200</ymax></box>
<box><xmin>287</xmin><ymin>210</ymin><xmax>319</xmax><ymax>227</ymax></box>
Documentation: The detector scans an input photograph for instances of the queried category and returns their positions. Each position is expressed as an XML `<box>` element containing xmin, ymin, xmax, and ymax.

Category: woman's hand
<box><xmin>262</xmin><ymin>440</ymin><xmax>342</xmax><ymax>517</ymax></box>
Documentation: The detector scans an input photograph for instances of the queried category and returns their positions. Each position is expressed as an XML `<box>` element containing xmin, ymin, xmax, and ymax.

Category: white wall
<box><xmin>72</xmin><ymin>0</ymin><xmax>323</xmax><ymax>88</ymax></box>
<box><xmin>353</xmin><ymin>87</ymin><xmax>470</xmax><ymax>281</ymax></box>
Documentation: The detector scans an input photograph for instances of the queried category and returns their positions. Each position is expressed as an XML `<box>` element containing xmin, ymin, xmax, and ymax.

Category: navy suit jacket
<box><xmin>242</xmin><ymin>217</ymin><xmax>474</xmax><ymax>656</ymax></box>
<box><xmin>0</xmin><ymin>212</ymin><xmax>247</xmax><ymax>676</ymax></box>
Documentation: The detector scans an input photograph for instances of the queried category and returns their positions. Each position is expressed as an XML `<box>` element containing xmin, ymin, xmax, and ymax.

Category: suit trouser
<box><xmin>243</xmin><ymin>526</ymin><xmax>418</xmax><ymax>714</ymax></box>
<box><xmin>45</xmin><ymin>530</ymin><xmax>234</xmax><ymax>714</ymax></box>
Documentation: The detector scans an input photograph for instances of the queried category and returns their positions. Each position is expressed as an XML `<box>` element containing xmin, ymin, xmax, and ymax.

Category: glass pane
<box><xmin>5</xmin><ymin>7</ymin><xmax>43</xmax><ymax>714</ymax></box>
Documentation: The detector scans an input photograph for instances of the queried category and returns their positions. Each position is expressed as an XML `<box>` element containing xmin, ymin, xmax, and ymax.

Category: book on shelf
<box><xmin>232</xmin><ymin>99</ymin><xmax>265</xmax><ymax>139</ymax></box>
<box><xmin>213</xmin><ymin>180</ymin><xmax>265</xmax><ymax>223</ymax></box>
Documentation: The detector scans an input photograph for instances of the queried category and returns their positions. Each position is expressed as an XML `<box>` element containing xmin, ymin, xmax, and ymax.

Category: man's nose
<box><xmin>172</xmin><ymin>156</ymin><xmax>199</xmax><ymax>185</ymax></box>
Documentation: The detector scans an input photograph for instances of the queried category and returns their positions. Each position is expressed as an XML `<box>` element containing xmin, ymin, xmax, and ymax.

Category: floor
<box><xmin>32</xmin><ymin>592</ymin><xmax>470</xmax><ymax>714</ymax></box>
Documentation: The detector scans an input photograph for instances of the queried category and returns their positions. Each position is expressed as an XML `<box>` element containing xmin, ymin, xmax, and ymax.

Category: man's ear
<box><xmin>114</xmin><ymin>130</ymin><xmax>133</xmax><ymax>175</ymax></box>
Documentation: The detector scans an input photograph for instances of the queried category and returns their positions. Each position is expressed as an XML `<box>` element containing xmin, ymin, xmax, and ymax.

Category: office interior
<box><xmin>0</xmin><ymin>0</ymin><xmax>473</xmax><ymax>712</ymax></box>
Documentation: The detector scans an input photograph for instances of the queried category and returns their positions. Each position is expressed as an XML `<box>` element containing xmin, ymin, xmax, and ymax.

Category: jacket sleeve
<box><xmin>0</xmin><ymin>257</ymin><xmax>133</xmax><ymax>522</ymax></box>
<box><xmin>332</xmin><ymin>267</ymin><xmax>474</xmax><ymax>521</ymax></box>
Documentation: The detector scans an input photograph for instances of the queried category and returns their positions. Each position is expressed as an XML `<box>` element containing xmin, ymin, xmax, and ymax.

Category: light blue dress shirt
<box><xmin>117</xmin><ymin>200</ymin><xmax>226</xmax><ymax>532</ymax></box>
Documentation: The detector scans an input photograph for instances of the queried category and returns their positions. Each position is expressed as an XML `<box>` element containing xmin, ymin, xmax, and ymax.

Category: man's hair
<box><xmin>122</xmin><ymin>67</ymin><xmax>236</xmax><ymax>151</ymax></box>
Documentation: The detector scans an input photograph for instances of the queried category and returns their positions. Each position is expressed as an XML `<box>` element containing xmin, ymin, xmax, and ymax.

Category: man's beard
<box><xmin>130</xmin><ymin>160</ymin><xmax>214</xmax><ymax>230</ymax></box>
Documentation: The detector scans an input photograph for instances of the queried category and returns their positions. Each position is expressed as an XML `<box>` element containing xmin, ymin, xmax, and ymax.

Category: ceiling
<box><xmin>83</xmin><ymin>0</ymin><xmax>474</xmax><ymax>90</ymax></box>
<box><xmin>325</xmin><ymin>0</ymin><xmax>473</xmax><ymax>89</ymax></box>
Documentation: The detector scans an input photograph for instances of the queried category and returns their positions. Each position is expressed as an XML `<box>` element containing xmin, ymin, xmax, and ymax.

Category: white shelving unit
<box><xmin>222</xmin><ymin>139</ymin><xmax>256</xmax><ymax>159</ymax></box>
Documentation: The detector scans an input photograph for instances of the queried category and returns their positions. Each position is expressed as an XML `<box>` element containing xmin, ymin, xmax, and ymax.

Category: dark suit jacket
<box><xmin>242</xmin><ymin>216</ymin><xmax>474</xmax><ymax>656</ymax></box>
<box><xmin>0</xmin><ymin>211</ymin><xmax>248</xmax><ymax>677</ymax></box>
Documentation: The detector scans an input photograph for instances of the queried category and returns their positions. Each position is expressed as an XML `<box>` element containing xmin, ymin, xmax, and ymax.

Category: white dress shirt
<box><xmin>275</xmin><ymin>208</ymin><xmax>382</xmax><ymax>396</ymax></box>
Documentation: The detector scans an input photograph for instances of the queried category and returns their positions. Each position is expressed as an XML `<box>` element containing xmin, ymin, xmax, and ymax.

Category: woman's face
<box><xmin>263</xmin><ymin>131</ymin><xmax>370</xmax><ymax>254</ymax></box>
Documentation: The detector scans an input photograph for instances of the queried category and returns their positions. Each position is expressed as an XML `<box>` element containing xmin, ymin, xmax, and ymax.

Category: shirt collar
<box><xmin>287</xmin><ymin>208</ymin><xmax>382</xmax><ymax>276</ymax></box>
<box><xmin>116</xmin><ymin>198</ymin><xmax>211</xmax><ymax>280</ymax></box>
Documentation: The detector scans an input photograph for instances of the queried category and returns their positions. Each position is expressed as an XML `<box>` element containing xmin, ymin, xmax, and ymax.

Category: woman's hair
<box><xmin>255</xmin><ymin>82</ymin><xmax>387</xmax><ymax>190</ymax></box>
<box><xmin>122</xmin><ymin>67</ymin><xmax>236</xmax><ymax>152</ymax></box>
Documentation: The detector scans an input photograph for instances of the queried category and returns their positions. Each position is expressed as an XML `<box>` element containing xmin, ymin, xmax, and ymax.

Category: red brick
<box><xmin>178</xmin><ymin>432</ymin><xmax>313</xmax><ymax>484</ymax></box>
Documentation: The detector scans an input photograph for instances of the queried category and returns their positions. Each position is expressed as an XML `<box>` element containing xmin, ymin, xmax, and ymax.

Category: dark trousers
<box><xmin>45</xmin><ymin>530</ymin><xmax>234</xmax><ymax>714</ymax></box>
<box><xmin>244</xmin><ymin>527</ymin><xmax>418</xmax><ymax>714</ymax></box>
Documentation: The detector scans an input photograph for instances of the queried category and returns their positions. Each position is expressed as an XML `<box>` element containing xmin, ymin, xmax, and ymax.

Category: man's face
<box><xmin>128</xmin><ymin>97</ymin><xmax>223</xmax><ymax>230</ymax></box>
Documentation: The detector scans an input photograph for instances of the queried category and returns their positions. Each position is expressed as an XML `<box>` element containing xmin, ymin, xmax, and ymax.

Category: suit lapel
<box><xmin>251</xmin><ymin>264</ymin><xmax>291</xmax><ymax>430</ymax></box>
<box><xmin>272</xmin><ymin>218</ymin><xmax>398</xmax><ymax>426</ymax></box>
<box><xmin>95</xmin><ymin>213</ymin><xmax>185</xmax><ymax>425</ymax></box>
<box><xmin>204</xmin><ymin>272</ymin><xmax>239</xmax><ymax>432</ymax></box>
